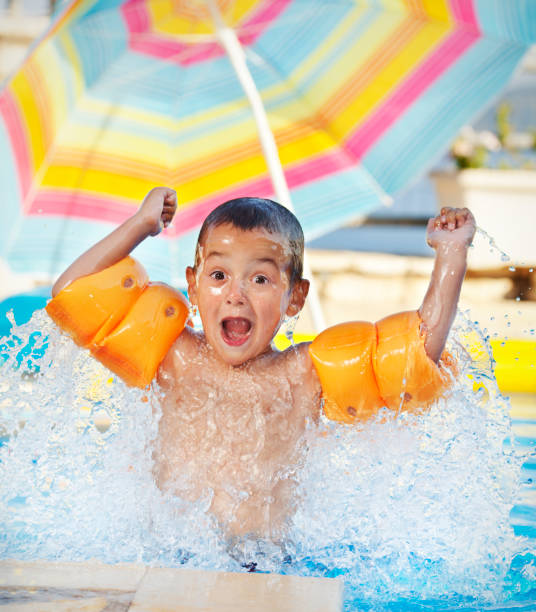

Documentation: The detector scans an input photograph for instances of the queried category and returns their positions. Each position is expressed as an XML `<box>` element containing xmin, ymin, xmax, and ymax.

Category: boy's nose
<box><xmin>225</xmin><ymin>279</ymin><xmax>246</xmax><ymax>305</ymax></box>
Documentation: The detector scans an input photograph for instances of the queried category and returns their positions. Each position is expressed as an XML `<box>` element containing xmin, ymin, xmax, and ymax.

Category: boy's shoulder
<box><xmin>270</xmin><ymin>340</ymin><xmax>319</xmax><ymax>389</ymax></box>
<box><xmin>276</xmin><ymin>339</ymin><xmax>312</xmax><ymax>366</ymax></box>
<box><xmin>157</xmin><ymin>326</ymin><xmax>205</xmax><ymax>385</ymax></box>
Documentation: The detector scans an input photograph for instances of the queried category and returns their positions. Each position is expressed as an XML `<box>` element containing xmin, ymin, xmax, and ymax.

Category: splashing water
<box><xmin>0</xmin><ymin>309</ymin><xmax>535</xmax><ymax>610</ymax></box>
<box><xmin>291</xmin><ymin>312</ymin><xmax>535</xmax><ymax>608</ymax></box>
<box><xmin>284</xmin><ymin>313</ymin><xmax>300</xmax><ymax>345</ymax></box>
<box><xmin>0</xmin><ymin>311</ymin><xmax>227</xmax><ymax>569</ymax></box>
<box><xmin>475</xmin><ymin>225</ymin><xmax>511</xmax><ymax>264</ymax></box>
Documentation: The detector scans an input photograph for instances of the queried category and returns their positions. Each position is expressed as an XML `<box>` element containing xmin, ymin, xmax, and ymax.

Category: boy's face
<box><xmin>186</xmin><ymin>223</ymin><xmax>309</xmax><ymax>366</ymax></box>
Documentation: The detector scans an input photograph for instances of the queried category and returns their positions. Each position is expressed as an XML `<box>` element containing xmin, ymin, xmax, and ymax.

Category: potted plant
<box><xmin>430</xmin><ymin>104</ymin><xmax>536</xmax><ymax>299</ymax></box>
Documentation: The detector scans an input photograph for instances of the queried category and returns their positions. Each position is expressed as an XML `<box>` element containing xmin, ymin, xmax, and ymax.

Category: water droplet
<box><xmin>476</xmin><ymin>226</ymin><xmax>511</xmax><ymax>263</ymax></box>
<box><xmin>284</xmin><ymin>314</ymin><xmax>299</xmax><ymax>346</ymax></box>
<box><xmin>93</xmin><ymin>408</ymin><xmax>111</xmax><ymax>433</ymax></box>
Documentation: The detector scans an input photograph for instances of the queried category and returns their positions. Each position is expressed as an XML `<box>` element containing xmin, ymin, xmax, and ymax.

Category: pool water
<box><xmin>1</xmin><ymin>308</ymin><xmax>535</xmax><ymax>611</ymax></box>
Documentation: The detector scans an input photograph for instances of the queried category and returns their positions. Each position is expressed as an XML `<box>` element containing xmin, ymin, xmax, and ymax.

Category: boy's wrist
<box><xmin>434</xmin><ymin>241</ymin><xmax>469</xmax><ymax>262</ymax></box>
<box><xmin>433</xmin><ymin>244</ymin><xmax>469</xmax><ymax>280</ymax></box>
<box><xmin>131</xmin><ymin>211</ymin><xmax>157</xmax><ymax>237</ymax></box>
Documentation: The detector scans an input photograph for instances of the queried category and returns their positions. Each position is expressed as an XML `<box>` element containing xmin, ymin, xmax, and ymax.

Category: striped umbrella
<box><xmin>1</xmin><ymin>0</ymin><xmax>535</xmax><ymax>287</ymax></box>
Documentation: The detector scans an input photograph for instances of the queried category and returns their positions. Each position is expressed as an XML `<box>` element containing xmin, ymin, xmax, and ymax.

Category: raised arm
<box><xmin>419</xmin><ymin>207</ymin><xmax>476</xmax><ymax>362</ymax></box>
<box><xmin>51</xmin><ymin>187</ymin><xmax>177</xmax><ymax>296</ymax></box>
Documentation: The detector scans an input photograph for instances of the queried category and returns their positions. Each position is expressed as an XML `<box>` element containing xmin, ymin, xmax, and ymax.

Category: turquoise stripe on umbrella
<box><xmin>362</xmin><ymin>38</ymin><xmax>528</xmax><ymax>195</ymax></box>
<box><xmin>70</xmin><ymin>12</ymin><xmax>127</xmax><ymax>87</ymax></box>
<box><xmin>292</xmin><ymin>168</ymin><xmax>385</xmax><ymax>240</ymax></box>
<box><xmin>475</xmin><ymin>0</ymin><xmax>536</xmax><ymax>45</ymax></box>
<box><xmin>252</xmin><ymin>0</ymin><xmax>358</xmax><ymax>78</ymax></box>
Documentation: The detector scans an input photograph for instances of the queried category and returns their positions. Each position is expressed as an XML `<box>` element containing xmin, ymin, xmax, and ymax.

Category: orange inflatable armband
<box><xmin>309</xmin><ymin>311</ymin><xmax>451</xmax><ymax>424</ymax></box>
<box><xmin>374</xmin><ymin>311</ymin><xmax>450</xmax><ymax>412</ymax></box>
<box><xmin>307</xmin><ymin>321</ymin><xmax>383</xmax><ymax>424</ymax></box>
<box><xmin>46</xmin><ymin>257</ymin><xmax>189</xmax><ymax>387</ymax></box>
<box><xmin>92</xmin><ymin>283</ymin><xmax>188</xmax><ymax>387</ymax></box>
<box><xmin>46</xmin><ymin>257</ymin><xmax>148</xmax><ymax>347</ymax></box>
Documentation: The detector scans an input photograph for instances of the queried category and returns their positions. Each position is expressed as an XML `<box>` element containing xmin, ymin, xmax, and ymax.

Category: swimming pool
<box><xmin>1</xmin><ymin>303</ymin><xmax>535</xmax><ymax>611</ymax></box>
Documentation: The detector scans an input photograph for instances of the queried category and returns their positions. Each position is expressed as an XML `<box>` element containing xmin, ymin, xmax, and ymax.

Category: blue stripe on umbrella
<box><xmin>362</xmin><ymin>38</ymin><xmax>527</xmax><ymax>195</ymax></box>
<box><xmin>476</xmin><ymin>0</ymin><xmax>536</xmax><ymax>45</ymax></box>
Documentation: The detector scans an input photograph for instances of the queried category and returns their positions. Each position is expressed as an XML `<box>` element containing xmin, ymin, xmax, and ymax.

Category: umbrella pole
<box><xmin>207</xmin><ymin>0</ymin><xmax>326</xmax><ymax>333</ymax></box>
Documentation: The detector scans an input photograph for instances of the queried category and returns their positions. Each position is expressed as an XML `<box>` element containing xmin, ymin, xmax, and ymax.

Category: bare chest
<box><xmin>158</xmin><ymin>364</ymin><xmax>312</xmax><ymax>477</ymax></box>
<box><xmin>153</xmin><ymin>342</ymin><xmax>321</xmax><ymax>536</ymax></box>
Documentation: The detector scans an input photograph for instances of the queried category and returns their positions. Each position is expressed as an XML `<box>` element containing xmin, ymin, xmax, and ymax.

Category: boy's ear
<box><xmin>185</xmin><ymin>266</ymin><xmax>198</xmax><ymax>305</ymax></box>
<box><xmin>286</xmin><ymin>278</ymin><xmax>309</xmax><ymax>317</ymax></box>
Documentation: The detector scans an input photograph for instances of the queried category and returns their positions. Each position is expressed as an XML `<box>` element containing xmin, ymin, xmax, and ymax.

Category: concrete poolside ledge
<box><xmin>298</xmin><ymin>249</ymin><xmax>536</xmax><ymax>340</ymax></box>
<box><xmin>0</xmin><ymin>559</ymin><xmax>343</xmax><ymax>611</ymax></box>
<box><xmin>307</xmin><ymin>249</ymin><xmax>435</xmax><ymax>277</ymax></box>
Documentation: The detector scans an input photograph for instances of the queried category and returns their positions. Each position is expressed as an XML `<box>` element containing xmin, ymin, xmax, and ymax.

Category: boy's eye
<box><xmin>254</xmin><ymin>275</ymin><xmax>268</xmax><ymax>285</ymax></box>
<box><xmin>210</xmin><ymin>270</ymin><xmax>225</xmax><ymax>281</ymax></box>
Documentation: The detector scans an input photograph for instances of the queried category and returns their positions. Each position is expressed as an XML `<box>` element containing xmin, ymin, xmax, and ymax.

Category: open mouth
<box><xmin>221</xmin><ymin>317</ymin><xmax>252</xmax><ymax>346</ymax></box>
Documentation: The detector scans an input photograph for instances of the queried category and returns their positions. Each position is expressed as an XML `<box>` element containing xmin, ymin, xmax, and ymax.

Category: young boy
<box><xmin>49</xmin><ymin>186</ymin><xmax>476</xmax><ymax>539</ymax></box>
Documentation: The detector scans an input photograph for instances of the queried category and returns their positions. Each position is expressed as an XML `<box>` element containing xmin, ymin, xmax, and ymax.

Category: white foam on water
<box><xmin>0</xmin><ymin>311</ymin><xmax>228</xmax><ymax>569</ymax></box>
<box><xmin>0</xmin><ymin>309</ymin><xmax>534</xmax><ymax>608</ymax></box>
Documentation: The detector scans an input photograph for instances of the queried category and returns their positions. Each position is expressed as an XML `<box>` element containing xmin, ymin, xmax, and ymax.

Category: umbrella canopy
<box><xmin>1</xmin><ymin>0</ymin><xmax>535</xmax><ymax>284</ymax></box>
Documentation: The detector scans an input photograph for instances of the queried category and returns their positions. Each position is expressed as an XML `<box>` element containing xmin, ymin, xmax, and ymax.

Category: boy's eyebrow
<box><xmin>205</xmin><ymin>250</ymin><xmax>224</xmax><ymax>260</ymax></box>
<box><xmin>253</xmin><ymin>257</ymin><xmax>281</xmax><ymax>269</ymax></box>
<box><xmin>205</xmin><ymin>252</ymin><xmax>282</xmax><ymax>268</ymax></box>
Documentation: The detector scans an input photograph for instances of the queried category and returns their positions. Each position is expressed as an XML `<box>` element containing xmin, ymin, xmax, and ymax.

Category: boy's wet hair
<box><xmin>195</xmin><ymin>197</ymin><xmax>304</xmax><ymax>284</ymax></box>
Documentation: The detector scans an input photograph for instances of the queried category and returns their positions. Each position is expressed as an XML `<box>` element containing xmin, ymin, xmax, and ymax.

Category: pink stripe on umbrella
<box><xmin>121</xmin><ymin>1</ymin><xmax>215</xmax><ymax>64</ymax></box>
<box><xmin>175</xmin><ymin>176</ymin><xmax>307</xmax><ymax>236</ymax></box>
<box><xmin>0</xmin><ymin>90</ymin><xmax>32</xmax><ymax>201</ymax></box>
<box><xmin>127</xmin><ymin>35</ymin><xmax>222</xmax><ymax>65</ymax></box>
<box><xmin>237</xmin><ymin>0</ymin><xmax>293</xmax><ymax>44</ymax></box>
<box><xmin>169</xmin><ymin>147</ymin><xmax>351</xmax><ymax>236</ymax></box>
<box><xmin>30</xmin><ymin>190</ymin><xmax>137</xmax><ymax>224</ymax></box>
<box><xmin>169</xmin><ymin>176</ymin><xmax>274</xmax><ymax>236</ymax></box>
<box><xmin>345</xmin><ymin>26</ymin><xmax>479</xmax><ymax>160</ymax></box>
<box><xmin>449</xmin><ymin>0</ymin><xmax>480</xmax><ymax>29</ymax></box>
<box><xmin>283</xmin><ymin>148</ymin><xmax>355</xmax><ymax>186</ymax></box>
<box><xmin>121</xmin><ymin>0</ymin><xmax>292</xmax><ymax>65</ymax></box>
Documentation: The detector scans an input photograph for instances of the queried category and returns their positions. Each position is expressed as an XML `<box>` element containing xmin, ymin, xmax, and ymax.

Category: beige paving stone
<box><xmin>2</xmin><ymin>597</ymin><xmax>109</xmax><ymax>611</ymax></box>
<box><xmin>131</xmin><ymin>567</ymin><xmax>343</xmax><ymax>612</ymax></box>
<box><xmin>0</xmin><ymin>562</ymin><xmax>343</xmax><ymax>612</ymax></box>
<box><xmin>0</xmin><ymin>559</ymin><xmax>146</xmax><ymax>591</ymax></box>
